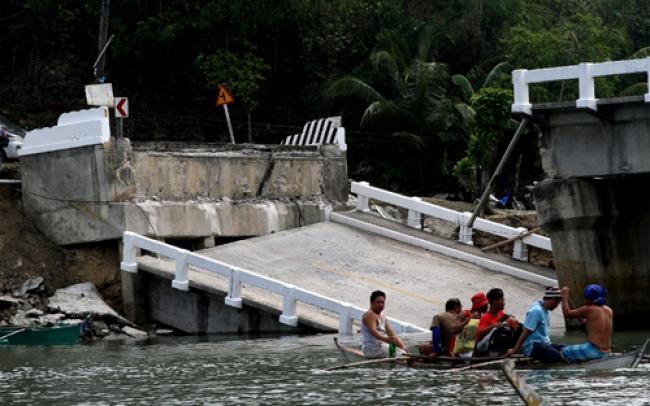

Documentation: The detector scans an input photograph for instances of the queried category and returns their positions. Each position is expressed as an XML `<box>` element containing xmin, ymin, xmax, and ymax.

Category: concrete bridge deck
<box><xmin>133</xmin><ymin>211</ymin><xmax>562</xmax><ymax>333</ymax></box>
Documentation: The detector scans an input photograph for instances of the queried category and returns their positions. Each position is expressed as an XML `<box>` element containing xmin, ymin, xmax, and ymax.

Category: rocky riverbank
<box><xmin>0</xmin><ymin>177</ymin><xmax>123</xmax><ymax>311</ymax></box>
<box><xmin>0</xmin><ymin>278</ymin><xmax>153</xmax><ymax>343</ymax></box>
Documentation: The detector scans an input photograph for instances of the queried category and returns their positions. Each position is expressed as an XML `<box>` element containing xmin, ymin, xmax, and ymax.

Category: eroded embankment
<box><xmin>0</xmin><ymin>167</ymin><xmax>122</xmax><ymax>316</ymax></box>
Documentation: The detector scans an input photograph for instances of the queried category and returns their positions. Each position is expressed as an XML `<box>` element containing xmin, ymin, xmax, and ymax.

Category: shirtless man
<box><xmin>430</xmin><ymin>298</ymin><xmax>470</xmax><ymax>356</ymax></box>
<box><xmin>361</xmin><ymin>290</ymin><xmax>406</xmax><ymax>358</ymax></box>
<box><xmin>559</xmin><ymin>284</ymin><xmax>613</xmax><ymax>363</ymax></box>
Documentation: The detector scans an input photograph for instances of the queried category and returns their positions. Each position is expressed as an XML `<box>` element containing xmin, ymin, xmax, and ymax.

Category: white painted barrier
<box><xmin>350</xmin><ymin>181</ymin><xmax>552</xmax><ymax>262</ymax></box>
<box><xmin>512</xmin><ymin>57</ymin><xmax>650</xmax><ymax>115</ymax></box>
<box><xmin>120</xmin><ymin>231</ymin><xmax>426</xmax><ymax>335</ymax></box>
<box><xmin>19</xmin><ymin>107</ymin><xmax>111</xmax><ymax>156</ymax></box>
<box><xmin>280</xmin><ymin>116</ymin><xmax>347</xmax><ymax>151</ymax></box>
<box><xmin>330</xmin><ymin>212</ymin><xmax>557</xmax><ymax>287</ymax></box>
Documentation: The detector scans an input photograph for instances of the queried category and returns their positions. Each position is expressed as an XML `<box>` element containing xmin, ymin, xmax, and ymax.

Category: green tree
<box><xmin>453</xmin><ymin>88</ymin><xmax>515</xmax><ymax>197</ymax></box>
<box><xmin>506</xmin><ymin>12</ymin><xmax>630</xmax><ymax>103</ymax></box>
<box><xmin>196</xmin><ymin>44</ymin><xmax>270</xmax><ymax>142</ymax></box>
<box><xmin>326</xmin><ymin>26</ymin><xmax>470</xmax><ymax>184</ymax></box>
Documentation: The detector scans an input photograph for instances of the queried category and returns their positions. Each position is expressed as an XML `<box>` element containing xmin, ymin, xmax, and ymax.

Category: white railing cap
<box><xmin>512</xmin><ymin>57</ymin><xmax>650</xmax><ymax>114</ymax></box>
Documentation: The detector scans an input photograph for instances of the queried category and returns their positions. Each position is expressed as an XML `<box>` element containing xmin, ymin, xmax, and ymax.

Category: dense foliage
<box><xmin>1</xmin><ymin>0</ymin><xmax>649</xmax><ymax>195</ymax></box>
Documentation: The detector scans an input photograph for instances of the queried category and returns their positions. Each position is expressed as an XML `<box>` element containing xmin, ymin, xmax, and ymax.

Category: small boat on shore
<box><xmin>0</xmin><ymin>324</ymin><xmax>81</xmax><ymax>346</ymax></box>
<box><xmin>333</xmin><ymin>338</ymin><xmax>649</xmax><ymax>371</ymax></box>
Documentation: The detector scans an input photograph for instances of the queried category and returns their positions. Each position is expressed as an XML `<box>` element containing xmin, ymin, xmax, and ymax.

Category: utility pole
<box><xmin>96</xmin><ymin>0</ymin><xmax>110</xmax><ymax>83</ymax></box>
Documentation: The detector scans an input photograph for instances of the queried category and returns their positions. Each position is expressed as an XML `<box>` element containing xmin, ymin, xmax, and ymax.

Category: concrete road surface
<box><xmin>199</xmin><ymin>221</ymin><xmax>564</xmax><ymax>332</ymax></box>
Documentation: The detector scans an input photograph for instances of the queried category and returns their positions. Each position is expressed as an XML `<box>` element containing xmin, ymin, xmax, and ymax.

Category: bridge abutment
<box><xmin>532</xmin><ymin>97</ymin><xmax>650</xmax><ymax>328</ymax></box>
<box><xmin>535</xmin><ymin>176</ymin><xmax>650</xmax><ymax>328</ymax></box>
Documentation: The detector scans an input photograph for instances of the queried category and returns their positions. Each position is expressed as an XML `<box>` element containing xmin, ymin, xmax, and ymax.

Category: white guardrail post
<box><xmin>407</xmin><ymin>197</ymin><xmax>422</xmax><ymax>229</ymax></box>
<box><xmin>120</xmin><ymin>231</ymin><xmax>138</xmax><ymax>273</ymax></box>
<box><xmin>512</xmin><ymin>227</ymin><xmax>529</xmax><ymax>261</ymax></box>
<box><xmin>225</xmin><ymin>268</ymin><xmax>243</xmax><ymax>308</ymax></box>
<box><xmin>338</xmin><ymin>303</ymin><xmax>354</xmax><ymax>336</ymax></box>
<box><xmin>577</xmin><ymin>62</ymin><xmax>596</xmax><ymax>110</ymax></box>
<box><xmin>171</xmin><ymin>249</ymin><xmax>190</xmax><ymax>291</ymax></box>
<box><xmin>458</xmin><ymin>212</ymin><xmax>474</xmax><ymax>245</ymax></box>
<box><xmin>356</xmin><ymin>181</ymin><xmax>370</xmax><ymax>212</ymax></box>
<box><xmin>511</xmin><ymin>69</ymin><xmax>532</xmax><ymax>115</ymax></box>
<box><xmin>279</xmin><ymin>285</ymin><xmax>298</xmax><ymax>326</ymax></box>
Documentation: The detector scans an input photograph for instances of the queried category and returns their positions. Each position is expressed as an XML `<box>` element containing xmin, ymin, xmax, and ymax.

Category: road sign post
<box><xmin>114</xmin><ymin>97</ymin><xmax>128</xmax><ymax>139</ymax></box>
<box><xmin>223</xmin><ymin>104</ymin><xmax>235</xmax><ymax>144</ymax></box>
<box><xmin>216</xmin><ymin>85</ymin><xmax>235</xmax><ymax>144</ymax></box>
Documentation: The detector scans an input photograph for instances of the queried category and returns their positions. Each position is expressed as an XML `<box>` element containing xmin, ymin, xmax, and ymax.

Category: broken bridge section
<box><xmin>121</xmin><ymin>210</ymin><xmax>561</xmax><ymax>335</ymax></box>
<box><xmin>19</xmin><ymin>108</ymin><xmax>348</xmax><ymax>246</ymax></box>
<box><xmin>513</xmin><ymin>57</ymin><xmax>650</xmax><ymax>327</ymax></box>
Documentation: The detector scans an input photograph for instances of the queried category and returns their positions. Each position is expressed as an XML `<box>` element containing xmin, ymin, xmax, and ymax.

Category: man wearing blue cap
<box><xmin>559</xmin><ymin>284</ymin><xmax>613</xmax><ymax>363</ymax></box>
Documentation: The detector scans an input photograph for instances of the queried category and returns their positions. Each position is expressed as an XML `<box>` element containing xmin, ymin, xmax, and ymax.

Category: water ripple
<box><xmin>1</xmin><ymin>335</ymin><xmax>650</xmax><ymax>404</ymax></box>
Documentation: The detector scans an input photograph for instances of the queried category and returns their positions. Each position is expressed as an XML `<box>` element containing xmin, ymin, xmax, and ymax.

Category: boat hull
<box><xmin>334</xmin><ymin>338</ymin><xmax>648</xmax><ymax>371</ymax></box>
<box><xmin>0</xmin><ymin>324</ymin><xmax>80</xmax><ymax>346</ymax></box>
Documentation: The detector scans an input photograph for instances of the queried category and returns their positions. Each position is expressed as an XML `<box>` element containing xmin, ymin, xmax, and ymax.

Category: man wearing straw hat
<box><xmin>505</xmin><ymin>287</ymin><xmax>563</xmax><ymax>362</ymax></box>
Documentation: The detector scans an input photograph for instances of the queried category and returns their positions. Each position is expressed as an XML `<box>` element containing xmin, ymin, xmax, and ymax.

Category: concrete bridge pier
<box><xmin>534</xmin><ymin>176</ymin><xmax>650</xmax><ymax>328</ymax></box>
<box><xmin>530</xmin><ymin>97</ymin><xmax>650</xmax><ymax>328</ymax></box>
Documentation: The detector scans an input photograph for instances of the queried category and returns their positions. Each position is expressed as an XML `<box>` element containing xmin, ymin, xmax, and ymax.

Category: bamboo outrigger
<box><xmin>332</xmin><ymin>337</ymin><xmax>649</xmax><ymax>371</ymax></box>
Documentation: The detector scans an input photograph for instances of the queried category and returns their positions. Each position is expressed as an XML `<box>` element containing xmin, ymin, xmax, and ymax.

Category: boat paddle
<box><xmin>501</xmin><ymin>358</ymin><xmax>545</xmax><ymax>406</ymax></box>
<box><xmin>324</xmin><ymin>356</ymin><xmax>411</xmax><ymax>371</ymax></box>
<box><xmin>446</xmin><ymin>355</ymin><xmax>533</xmax><ymax>372</ymax></box>
<box><xmin>448</xmin><ymin>359</ymin><xmax>507</xmax><ymax>372</ymax></box>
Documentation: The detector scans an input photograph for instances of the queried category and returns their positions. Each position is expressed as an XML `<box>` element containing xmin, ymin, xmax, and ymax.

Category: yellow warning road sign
<box><xmin>216</xmin><ymin>84</ymin><xmax>235</xmax><ymax>106</ymax></box>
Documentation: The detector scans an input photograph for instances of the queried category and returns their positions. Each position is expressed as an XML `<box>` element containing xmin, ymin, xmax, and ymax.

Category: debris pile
<box><xmin>1</xmin><ymin>279</ymin><xmax>150</xmax><ymax>343</ymax></box>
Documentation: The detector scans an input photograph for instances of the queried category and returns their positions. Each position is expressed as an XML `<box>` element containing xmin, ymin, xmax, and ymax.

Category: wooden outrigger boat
<box><xmin>333</xmin><ymin>337</ymin><xmax>649</xmax><ymax>371</ymax></box>
<box><xmin>0</xmin><ymin>324</ymin><xmax>81</xmax><ymax>346</ymax></box>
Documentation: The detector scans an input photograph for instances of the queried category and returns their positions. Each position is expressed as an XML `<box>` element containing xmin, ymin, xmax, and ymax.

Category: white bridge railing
<box><xmin>511</xmin><ymin>56</ymin><xmax>650</xmax><ymax>115</ymax></box>
<box><xmin>120</xmin><ymin>231</ymin><xmax>426</xmax><ymax>336</ymax></box>
<box><xmin>351</xmin><ymin>182</ymin><xmax>552</xmax><ymax>262</ymax></box>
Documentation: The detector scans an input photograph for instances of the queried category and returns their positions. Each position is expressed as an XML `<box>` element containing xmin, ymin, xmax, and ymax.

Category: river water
<box><xmin>1</xmin><ymin>331</ymin><xmax>650</xmax><ymax>405</ymax></box>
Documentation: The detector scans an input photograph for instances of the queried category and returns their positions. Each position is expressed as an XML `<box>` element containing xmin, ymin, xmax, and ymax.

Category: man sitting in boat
<box><xmin>475</xmin><ymin>288</ymin><xmax>522</xmax><ymax>355</ymax></box>
<box><xmin>451</xmin><ymin>292</ymin><xmax>489</xmax><ymax>358</ymax></box>
<box><xmin>505</xmin><ymin>287</ymin><xmax>563</xmax><ymax>362</ymax></box>
<box><xmin>361</xmin><ymin>290</ymin><xmax>407</xmax><ymax>358</ymax></box>
<box><xmin>430</xmin><ymin>298</ymin><xmax>470</xmax><ymax>356</ymax></box>
<box><xmin>558</xmin><ymin>284</ymin><xmax>613</xmax><ymax>363</ymax></box>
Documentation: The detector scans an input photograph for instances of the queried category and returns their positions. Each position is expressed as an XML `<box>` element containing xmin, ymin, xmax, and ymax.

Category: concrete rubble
<box><xmin>13</xmin><ymin>277</ymin><xmax>44</xmax><ymax>297</ymax></box>
<box><xmin>0</xmin><ymin>278</ymin><xmax>163</xmax><ymax>343</ymax></box>
<box><xmin>47</xmin><ymin>282</ymin><xmax>129</xmax><ymax>324</ymax></box>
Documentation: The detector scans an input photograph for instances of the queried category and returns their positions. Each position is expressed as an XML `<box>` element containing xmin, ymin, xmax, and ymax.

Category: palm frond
<box><xmin>390</xmin><ymin>131</ymin><xmax>426</xmax><ymax>150</ymax></box>
<box><xmin>452</xmin><ymin>74</ymin><xmax>474</xmax><ymax>100</ymax></box>
<box><xmin>437</xmin><ymin>131</ymin><xmax>463</xmax><ymax>143</ymax></box>
<box><xmin>482</xmin><ymin>61</ymin><xmax>512</xmax><ymax>89</ymax></box>
<box><xmin>629</xmin><ymin>47</ymin><xmax>650</xmax><ymax>59</ymax></box>
<box><xmin>617</xmin><ymin>82</ymin><xmax>648</xmax><ymax>97</ymax></box>
<box><xmin>360</xmin><ymin>100</ymin><xmax>402</xmax><ymax>128</ymax></box>
<box><xmin>415</xmin><ymin>25</ymin><xmax>442</xmax><ymax>62</ymax></box>
<box><xmin>454</xmin><ymin>103</ymin><xmax>476</xmax><ymax>124</ymax></box>
<box><xmin>325</xmin><ymin>76</ymin><xmax>385</xmax><ymax>103</ymax></box>
<box><xmin>376</xmin><ymin>31</ymin><xmax>412</xmax><ymax>71</ymax></box>
<box><xmin>370</xmin><ymin>50</ymin><xmax>399</xmax><ymax>77</ymax></box>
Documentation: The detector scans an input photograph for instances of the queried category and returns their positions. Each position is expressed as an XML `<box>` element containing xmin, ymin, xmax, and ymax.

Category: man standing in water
<box><xmin>559</xmin><ymin>284</ymin><xmax>613</xmax><ymax>363</ymax></box>
<box><xmin>361</xmin><ymin>290</ymin><xmax>407</xmax><ymax>358</ymax></box>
